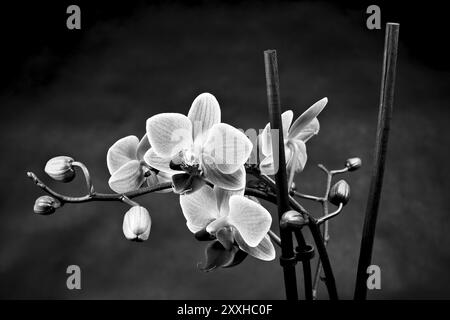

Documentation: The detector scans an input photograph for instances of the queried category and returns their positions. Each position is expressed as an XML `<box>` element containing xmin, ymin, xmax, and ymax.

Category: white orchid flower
<box><xmin>107</xmin><ymin>135</ymin><xmax>171</xmax><ymax>193</ymax></box>
<box><xmin>259</xmin><ymin>97</ymin><xmax>328</xmax><ymax>185</ymax></box>
<box><xmin>179</xmin><ymin>185</ymin><xmax>275</xmax><ymax>261</ymax></box>
<box><xmin>144</xmin><ymin>93</ymin><xmax>253</xmax><ymax>193</ymax></box>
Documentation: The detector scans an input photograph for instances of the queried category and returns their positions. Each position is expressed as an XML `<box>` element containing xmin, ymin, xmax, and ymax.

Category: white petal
<box><xmin>179</xmin><ymin>185</ymin><xmax>220</xmax><ymax>233</ymax></box>
<box><xmin>259</xmin><ymin>154</ymin><xmax>276</xmax><ymax>175</ymax></box>
<box><xmin>204</xmin><ymin>123</ymin><xmax>253</xmax><ymax>174</ymax></box>
<box><xmin>214</xmin><ymin>187</ymin><xmax>245</xmax><ymax>217</ymax></box>
<box><xmin>259</xmin><ymin>122</ymin><xmax>272</xmax><ymax>157</ymax></box>
<box><xmin>228</xmin><ymin>195</ymin><xmax>272</xmax><ymax>247</ymax></box>
<box><xmin>235</xmin><ymin>232</ymin><xmax>275</xmax><ymax>261</ymax></box>
<box><xmin>107</xmin><ymin>136</ymin><xmax>139</xmax><ymax>175</ymax></box>
<box><xmin>296</xmin><ymin>118</ymin><xmax>320</xmax><ymax>142</ymax></box>
<box><xmin>281</xmin><ymin>110</ymin><xmax>293</xmax><ymax>138</ymax></box>
<box><xmin>289</xmin><ymin>97</ymin><xmax>327</xmax><ymax>139</ymax></box>
<box><xmin>286</xmin><ymin>140</ymin><xmax>307</xmax><ymax>173</ymax></box>
<box><xmin>146</xmin><ymin>113</ymin><xmax>193</xmax><ymax>158</ymax></box>
<box><xmin>143</xmin><ymin>148</ymin><xmax>182</xmax><ymax>174</ymax></box>
<box><xmin>136</xmin><ymin>134</ymin><xmax>151</xmax><ymax>161</ymax></box>
<box><xmin>108</xmin><ymin>160</ymin><xmax>145</xmax><ymax>193</ymax></box>
<box><xmin>259</xmin><ymin>110</ymin><xmax>291</xmax><ymax>158</ymax></box>
<box><xmin>188</xmin><ymin>93</ymin><xmax>221</xmax><ymax>139</ymax></box>
<box><xmin>203</xmin><ymin>163</ymin><xmax>246</xmax><ymax>191</ymax></box>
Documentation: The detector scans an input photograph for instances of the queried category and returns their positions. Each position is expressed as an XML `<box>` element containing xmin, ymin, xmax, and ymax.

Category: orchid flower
<box><xmin>107</xmin><ymin>135</ymin><xmax>171</xmax><ymax>193</ymax></box>
<box><xmin>144</xmin><ymin>93</ymin><xmax>253</xmax><ymax>194</ymax></box>
<box><xmin>259</xmin><ymin>97</ymin><xmax>328</xmax><ymax>185</ymax></box>
<box><xmin>179</xmin><ymin>185</ymin><xmax>275</xmax><ymax>261</ymax></box>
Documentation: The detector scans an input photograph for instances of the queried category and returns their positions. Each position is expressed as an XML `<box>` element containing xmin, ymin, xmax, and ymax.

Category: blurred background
<box><xmin>0</xmin><ymin>0</ymin><xmax>449</xmax><ymax>299</ymax></box>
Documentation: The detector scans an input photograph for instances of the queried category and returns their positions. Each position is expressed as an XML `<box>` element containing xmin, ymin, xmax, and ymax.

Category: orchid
<box><xmin>28</xmin><ymin>49</ymin><xmax>367</xmax><ymax>300</ymax></box>
<box><xmin>259</xmin><ymin>97</ymin><xmax>328</xmax><ymax>185</ymax></box>
<box><xmin>144</xmin><ymin>93</ymin><xmax>253</xmax><ymax>194</ymax></box>
<box><xmin>179</xmin><ymin>185</ymin><xmax>275</xmax><ymax>261</ymax></box>
<box><xmin>107</xmin><ymin>135</ymin><xmax>171</xmax><ymax>193</ymax></box>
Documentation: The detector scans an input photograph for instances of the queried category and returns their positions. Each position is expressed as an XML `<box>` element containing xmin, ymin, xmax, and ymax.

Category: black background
<box><xmin>0</xmin><ymin>0</ymin><xmax>449</xmax><ymax>299</ymax></box>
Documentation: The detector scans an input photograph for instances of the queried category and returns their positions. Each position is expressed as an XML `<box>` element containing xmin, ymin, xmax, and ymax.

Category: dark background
<box><xmin>0</xmin><ymin>0</ymin><xmax>449</xmax><ymax>299</ymax></box>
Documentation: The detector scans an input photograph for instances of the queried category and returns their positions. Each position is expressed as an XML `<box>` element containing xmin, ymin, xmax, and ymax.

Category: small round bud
<box><xmin>329</xmin><ymin>180</ymin><xmax>351</xmax><ymax>206</ymax></box>
<box><xmin>345</xmin><ymin>157</ymin><xmax>362</xmax><ymax>172</ymax></box>
<box><xmin>280</xmin><ymin>210</ymin><xmax>307</xmax><ymax>229</ymax></box>
<box><xmin>33</xmin><ymin>195</ymin><xmax>61</xmax><ymax>215</ymax></box>
<box><xmin>122</xmin><ymin>206</ymin><xmax>151</xmax><ymax>242</ymax></box>
<box><xmin>44</xmin><ymin>156</ymin><xmax>75</xmax><ymax>182</ymax></box>
<box><xmin>291</xmin><ymin>182</ymin><xmax>297</xmax><ymax>191</ymax></box>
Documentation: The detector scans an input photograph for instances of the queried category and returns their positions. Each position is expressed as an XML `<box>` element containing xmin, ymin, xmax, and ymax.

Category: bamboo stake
<box><xmin>264</xmin><ymin>50</ymin><xmax>298</xmax><ymax>300</ymax></box>
<box><xmin>354</xmin><ymin>23</ymin><xmax>399</xmax><ymax>300</ymax></box>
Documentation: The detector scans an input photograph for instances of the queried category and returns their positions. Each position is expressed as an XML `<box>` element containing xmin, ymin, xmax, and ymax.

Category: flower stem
<box><xmin>72</xmin><ymin>161</ymin><xmax>95</xmax><ymax>195</ymax></box>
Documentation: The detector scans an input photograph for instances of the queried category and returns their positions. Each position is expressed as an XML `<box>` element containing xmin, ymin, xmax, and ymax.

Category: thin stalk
<box><xmin>354</xmin><ymin>23</ymin><xmax>399</xmax><ymax>300</ymax></box>
<box><xmin>288</xmin><ymin>196</ymin><xmax>338</xmax><ymax>300</ymax></box>
<box><xmin>72</xmin><ymin>161</ymin><xmax>94</xmax><ymax>195</ymax></box>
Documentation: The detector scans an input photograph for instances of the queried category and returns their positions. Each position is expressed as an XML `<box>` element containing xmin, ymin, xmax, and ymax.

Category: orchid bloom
<box><xmin>179</xmin><ymin>185</ymin><xmax>275</xmax><ymax>261</ymax></box>
<box><xmin>259</xmin><ymin>97</ymin><xmax>328</xmax><ymax>184</ymax></box>
<box><xmin>144</xmin><ymin>93</ymin><xmax>253</xmax><ymax>193</ymax></box>
<box><xmin>107</xmin><ymin>135</ymin><xmax>171</xmax><ymax>193</ymax></box>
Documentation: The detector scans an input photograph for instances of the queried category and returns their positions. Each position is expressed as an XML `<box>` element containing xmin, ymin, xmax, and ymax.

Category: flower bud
<box><xmin>44</xmin><ymin>156</ymin><xmax>75</xmax><ymax>182</ymax></box>
<box><xmin>122</xmin><ymin>206</ymin><xmax>151</xmax><ymax>242</ymax></box>
<box><xmin>280</xmin><ymin>210</ymin><xmax>307</xmax><ymax>229</ymax></box>
<box><xmin>328</xmin><ymin>180</ymin><xmax>350</xmax><ymax>206</ymax></box>
<box><xmin>33</xmin><ymin>195</ymin><xmax>61</xmax><ymax>215</ymax></box>
<box><xmin>345</xmin><ymin>157</ymin><xmax>362</xmax><ymax>172</ymax></box>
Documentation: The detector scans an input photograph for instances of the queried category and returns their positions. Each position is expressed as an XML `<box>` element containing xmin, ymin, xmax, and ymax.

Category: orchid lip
<box><xmin>170</xmin><ymin>149</ymin><xmax>203</xmax><ymax>176</ymax></box>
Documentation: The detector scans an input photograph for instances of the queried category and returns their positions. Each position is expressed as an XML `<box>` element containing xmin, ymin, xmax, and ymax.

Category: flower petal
<box><xmin>172</xmin><ymin>173</ymin><xmax>205</xmax><ymax>195</ymax></box>
<box><xmin>188</xmin><ymin>93</ymin><xmax>221</xmax><ymax>140</ymax></box>
<box><xmin>259</xmin><ymin>110</ymin><xmax>291</xmax><ymax>158</ymax></box>
<box><xmin>259</xmin><ymin>122</ymin><xmax>272</xmax><ymax>157</ymax></box>
<box><xmin>199</xmin><ymin>241</ymin><xmax>238</xmax><ymax>272</ymax></box>
<box><xmin>259</xmin><ymin>154</ymin><xmax>276</xmax><ymax>175</ymax></box>
<box><xmin>289</xmin><ymin>97</ymin><xmax>327</xmax><ymax>139</ymax></box>
<box><xmin>234</xmin><ymin>232</ymin><xmax>275</xmax><ymax>261</ymax></box>
<box><xmin>143</xmin><ymin>148</ymin><xmax>182</xmax><ymax>174</ymax></box>
<box><xmin>136</xmin><ymin>134</ymin><xmax>151</xmax><ymax>161</ymax></box>
<box><xmin>286</xmin><ymin>140</ymin><xmax>307</xmax><ymax>173</ymax></box>
<box><xmin>228</xmin><ymin>195</ymin><xmax>272</xmax><ymax>247</ymax></box>
<box><xmin>214</xmin><ymin>187</ymin><xmax>245</xmax><ymax>217</ymax></box>
<box><xmin>146</xmin><ymin>113</ymin><xmax>193</xmax><ymax>158</ymax></box>
<box><xmin>281</xmin><ymin>110</ymin><xmax>293</xmax><ymax>138</ymax></box>
<box><xmin>216</xmin><ymin>227</ymin><xmax>234</xmax><ymax>250</ymax></box>
<box><xmin>296</xmin><ymin>118</ymin><xmax>320</xmax><ymax>142</ymax></box>
<box><xmin>204</xmin><ymin>123</ymin><xmax>253</xmax><ymax>174</ymax></box>
<box><xmin>179</xmin><ymin>185</ymin><xmax>219</xmax><ymax>233</ymax></box>
<box><xmin>203</xmin><ymin>163</ymin><xmax>246</xmax><ymax>190</ymax></box>
<box><xmin>144</xmin><ymin>170</ymin><xmax>172</xmax><ymax>193</ymax></box>
<box><xmin>107</xmin><ymin>136</ymin><xmax>139</xmax><ymax>175</ymax></box>
<box><xmin>108</xmin><ymin>160</ymin><xmax>145</xmax><ymax>193</ymax></box>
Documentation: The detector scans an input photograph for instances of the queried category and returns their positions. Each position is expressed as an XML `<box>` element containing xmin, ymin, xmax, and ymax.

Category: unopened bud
<box><xmin>290</xmin><ymin>182</ymin><xmax>297</xmax><ymax>192</ymax></box>
<box><xmin>345</xmin><ymin>157</ymin><xmax>362</xmax><ymax>172</ymax></box>
<box><xmin>280</xmin><ymin>210</ymin><xmax>307</xmax><ymax>229</ymax></box>
<box><xmin>33</xmin><ymin>195</ymin><xmax>61</xmax><ymax>215</ymax></box>
<box><xmin>44</xmin><ymin>156</ymin><xmax>75</xmax><ymax>182</ymax></box>
<box><xmin>122</xmin><ymin>206</ymin><xmax>151</xmax><ymax>242</ymax></box>
<box><xmin>329</xmin><ymin>180</ymin><xmax>350</xmax><ymax>206</ymax></box>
